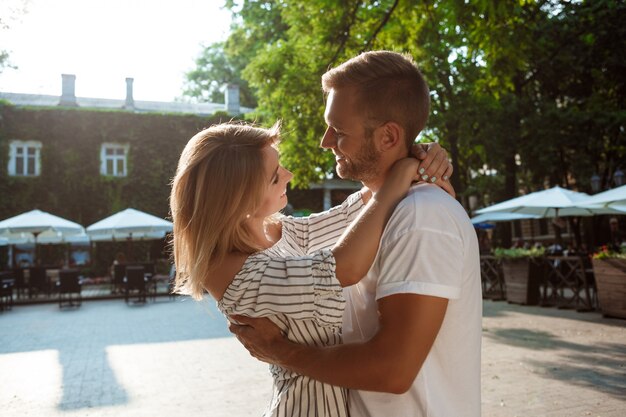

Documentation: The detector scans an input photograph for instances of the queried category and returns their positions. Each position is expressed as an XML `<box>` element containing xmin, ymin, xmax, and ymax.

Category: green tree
<box><xmin>0</xmin><ymin>0</ymin><xmax>28</xmax><ymax>73</ymax></box>
<box><xmin>183</xmin><ymin>0</ymin><xmax>291</xmax><ymax>108</ymax></box>
<box><xmin>186</xmin><ymin>0</ymin><xmax>625</xmax><ymax>202</ymax></box>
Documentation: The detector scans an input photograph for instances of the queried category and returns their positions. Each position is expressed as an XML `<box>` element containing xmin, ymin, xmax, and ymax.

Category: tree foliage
<box><xmin>0</xmin><ymin>0</ymin><xmax>28</xmax><ymax>73</ymax></box>
<box><xmin>186</xmin><ymin>0</ymin><xmax>625</xmax><ymax>197</ymax></box>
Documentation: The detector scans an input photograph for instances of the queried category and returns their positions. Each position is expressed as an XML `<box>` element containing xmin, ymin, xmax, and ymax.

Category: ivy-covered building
<box><xmin>0</xmin><ymin>74</ymin><xmax>250</xmax><ymax>226</ymax></box>
<box><xmin>0</xmin><ymin>74</ymin><xmax>360</xmax><ymax>271</ymax></box>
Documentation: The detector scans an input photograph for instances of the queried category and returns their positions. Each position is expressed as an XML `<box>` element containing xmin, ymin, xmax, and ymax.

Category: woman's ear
<box><xmin>377</xmin><ymin>122</ymin><xmax>404</xmax><ymax>152</ymax></box>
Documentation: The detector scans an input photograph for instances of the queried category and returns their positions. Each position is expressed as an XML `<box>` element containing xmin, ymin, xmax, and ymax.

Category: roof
<box><xmin>0</xmin><ymin>92</ymin><xmax>254</xmax><ymax>116</ymax></box>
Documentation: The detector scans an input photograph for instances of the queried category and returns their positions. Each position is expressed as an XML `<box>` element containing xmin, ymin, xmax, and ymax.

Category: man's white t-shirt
<box><xmin>342</xmin><ymin>184</ymin><xmax>482</xmax><ymax>417</ymax></box>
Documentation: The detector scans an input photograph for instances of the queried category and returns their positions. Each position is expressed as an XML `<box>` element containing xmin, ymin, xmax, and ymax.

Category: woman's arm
<box><xmin>332</xmin><ymin>158</ymin><xmax>419</xmax><ymax>286</ymax></box>
<box><xmin>278</xmin><ymin>189</ymin><xmax>366</xmax><ymax>254</ymax></box>
<box><xmin>278</xmin><ymin>142</ymin><xmax>451</xmax><ymax>254</ymax></box>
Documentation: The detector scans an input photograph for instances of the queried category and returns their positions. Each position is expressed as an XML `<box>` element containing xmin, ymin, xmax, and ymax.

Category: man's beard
<box><xmin>336</xmin><ymin>136</ymin><xmax>381</xmax><ymax>183</ymax></box>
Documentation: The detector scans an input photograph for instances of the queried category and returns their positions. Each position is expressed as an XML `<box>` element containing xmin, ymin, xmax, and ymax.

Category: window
<box><xmin>8</xmin><ymin>140</ymin><xmax>42</xmax><ymax>176</ymax></box>
<box><xmin>100</xmin><ymin>143</ymin><xmax>129</xmax><ymax>177</ymax></box>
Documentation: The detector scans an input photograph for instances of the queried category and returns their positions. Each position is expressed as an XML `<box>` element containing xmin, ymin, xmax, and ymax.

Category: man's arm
<box><xmin>230</xmin><ymin>293</ymin><xmax>448</xmax><ymax>394</ymax></box>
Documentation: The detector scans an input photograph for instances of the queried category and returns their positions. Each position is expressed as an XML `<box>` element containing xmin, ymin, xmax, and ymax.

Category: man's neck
<box><xmin>362</xmin><ymin>154</ymin><xmax>404</xmax><ymax>194</ymax></box>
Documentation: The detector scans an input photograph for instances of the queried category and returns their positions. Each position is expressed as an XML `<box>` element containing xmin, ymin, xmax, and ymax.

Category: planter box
<box><xmin>501</xmin><ymin>258</ymin><xmax>542</xmax><ymax>305</ymax></box>
<box><xmin>592</xmin><ymin>258</ymin><xmax>626</xmax><ymax>319</ymax></box>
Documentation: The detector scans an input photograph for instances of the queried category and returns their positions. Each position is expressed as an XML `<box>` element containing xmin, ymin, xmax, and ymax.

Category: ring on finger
<box><xmin>430</xmin><ymin>176</ymin><xmax>437</xmax><ymax>183</ymax></box>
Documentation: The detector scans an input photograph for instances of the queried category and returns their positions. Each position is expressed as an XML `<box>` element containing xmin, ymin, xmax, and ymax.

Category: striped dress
<box><xmin>218</xmin><ymin>191</ymin><xmax>364</xmax><ymax>417</ymax></box>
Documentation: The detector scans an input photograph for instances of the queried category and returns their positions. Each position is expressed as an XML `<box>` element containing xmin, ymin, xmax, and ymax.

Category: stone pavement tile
<box><xmin>481</xmin><ymin>300</ymin><xmax>626</xmax><ymax>417</ymax></box>
<box><xmin>1</xmin><ymin>297</ymin><xmax>625</xmax><ymax>416</ymax></box>
<box><xmin>0</xmin><ymin>298</ymin><xmax>272</xmax><ymax>417</ymax></box>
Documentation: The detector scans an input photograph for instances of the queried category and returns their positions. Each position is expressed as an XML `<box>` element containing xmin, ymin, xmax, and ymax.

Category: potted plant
<box><xmin>494</xmin><ymin>247</ymin><xmax>546</xmax><ymax>305</ymax></box>
<box><xmin>592</xmin><ymin>246</ymin><xmax>626</xmax><ymax>319</ymax></box>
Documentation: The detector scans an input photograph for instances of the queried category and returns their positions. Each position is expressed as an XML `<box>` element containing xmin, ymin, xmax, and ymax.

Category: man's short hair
<box><xmin>322</xmin><ymin>50</ymin><xmax>430</xmax><ymax>149</ymax></box>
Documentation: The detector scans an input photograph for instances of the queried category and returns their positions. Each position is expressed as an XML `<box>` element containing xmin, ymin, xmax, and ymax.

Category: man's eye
<box><xmin>273</xmin><ymin>174</ymin><xmax>280</xmax><ymax>184</ymax></box>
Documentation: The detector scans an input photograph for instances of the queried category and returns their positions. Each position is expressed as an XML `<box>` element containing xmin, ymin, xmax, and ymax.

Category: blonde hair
<box><xmin>322</xmin><ymin>50</ymin><xmax>430</xmax><ymax>149</ymax></box>
<box><xmin>170</xmin><ymin>122</ymin><xmax>280</xmax><ymax>299</ymax></box>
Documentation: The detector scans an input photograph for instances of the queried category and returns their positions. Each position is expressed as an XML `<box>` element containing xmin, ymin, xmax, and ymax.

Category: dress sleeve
<box><xmin>280</xmin><ymin>190</ymin><xmax>365</xmax><ymax>253</ymax></box>
<box><xmin>218</xmin><ymin>249</ymin><xmax>345</xmax><ymax>327</ymax></box>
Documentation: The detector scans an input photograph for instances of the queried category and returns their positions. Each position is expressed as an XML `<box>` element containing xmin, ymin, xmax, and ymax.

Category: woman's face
<box><xmin>255</xmin><ymin>145</ymin><xmax>293</xmax><ymax>218</ymax></box>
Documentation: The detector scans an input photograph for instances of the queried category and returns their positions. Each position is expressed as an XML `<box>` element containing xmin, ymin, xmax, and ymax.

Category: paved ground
<box><xmin>0</xmin><ymin>298</ymin><xmax>624</xmax><ymax>417</ymax></box>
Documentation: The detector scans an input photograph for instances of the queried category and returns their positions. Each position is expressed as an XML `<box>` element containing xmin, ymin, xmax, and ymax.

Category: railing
<box><xmin>480</xmin><ymin>255</ymin><xmax>598</xmax><ymax>312</ymax></box>
<box><xmin>480</xmin><ymin>255</ymin><xmax>505</xmax><ymax>300</ymax></box>
<box><xmin>0</xmin><ymin>267</ymin><xmax>175</xmax><ymax>310</ymax></box>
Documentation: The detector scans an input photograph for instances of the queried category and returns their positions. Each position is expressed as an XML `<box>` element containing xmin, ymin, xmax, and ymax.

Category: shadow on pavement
<box><xmin>482</xmin><ymin>300</ymin><xmax>626</xmax><ymax>329</ymax></box>
<box><xmin>483</xmin><ymin>327</ymin><xmax>626</xmax><ymax>399</ymax></box>
<box><xmin>0</xmin><ymin>297</ymin><xmax>230</xmax><ymax>411</ymax></box>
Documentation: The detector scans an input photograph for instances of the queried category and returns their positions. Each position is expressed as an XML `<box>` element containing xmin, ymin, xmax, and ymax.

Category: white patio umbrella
<box><xmin>0</xmin><ymin>209</ymin><xmax>86</xmax><ymax>261</ymax></box>
<box><xmin>0</xmin><ymin>230</ymin><xmax>85</xmax><ymax>246</ymax></box>
<box><xmin>475</xmin><ymin>186</ymin><xmax>622</xmax><ymax>218</ymax></box>
<box><xmin>471</xmin><ymin>212</ymin><xmax>541</xmax><ymax>224</ymax></box>
<box><xmin>0</xmin><ymin>232</ymin><xmax>32</xmax><ymax>246</ymax></box>
<box><xmin>85</xmin><ymin>208</ymin><xmax>172</xmax><ymax>241</ymax></box>
<box><xmin>0</xmin><ymin>209</ymin><xmax>85</xmax><ymax>235</ymax></box>
<box><xmin>86</xmin><ymin>208</ymin><xmax>172</xmax><ymax>262</ymax></box>
<box><xmin>36</xmin><ymin>230</ymin><xmax>91</xmax><ymax>245</ymax></box>
<box><xmin>576</xmin><ymin>184</ymin><xmax>626</xmax><ymax>213</ymax></box>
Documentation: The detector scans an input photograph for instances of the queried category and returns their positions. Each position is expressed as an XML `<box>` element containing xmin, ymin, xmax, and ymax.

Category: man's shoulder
<box><xmin>401</xmin><ymin>183</ymin><xmax>463</xmax><ymax>211</ymax></box>
<box><xmin>389</xmin><ymin>184</ymin><xmax>472</xmax><ymax>231</ymax></box>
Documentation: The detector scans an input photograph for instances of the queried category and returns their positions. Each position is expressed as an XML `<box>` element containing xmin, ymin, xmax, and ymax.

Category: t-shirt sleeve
<box><xmin>280</xmin><ymin>191</ymin><xmax>365</xmax><ymax>253</ymax></box>
<box><xmin>374</xmin><ymin>218</ymin><xmax>464</xmax><ymax>301</ymax></box>
<box><xmin>219</xmin><ymin>249</ymin><xmax>345</xmax><ymax>327</ymax></box>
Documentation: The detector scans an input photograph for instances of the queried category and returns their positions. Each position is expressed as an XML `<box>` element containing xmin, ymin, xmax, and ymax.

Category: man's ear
<box><xmin>377</xmin><ymin>122</ymin><xmax>405</xmax><ymax>152</ymax></box>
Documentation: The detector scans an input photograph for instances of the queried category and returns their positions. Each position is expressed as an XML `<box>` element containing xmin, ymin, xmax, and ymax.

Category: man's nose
<box><xmin>320</xmin><ymin>127</ymin><xmax>335</xmax><ymax>149</ymax></box>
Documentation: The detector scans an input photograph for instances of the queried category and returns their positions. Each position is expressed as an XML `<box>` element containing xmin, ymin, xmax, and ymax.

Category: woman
<box><xmin>170</xmin><ymin>122</ymin><xmax>450</xmax><ymax>417</ymax></box>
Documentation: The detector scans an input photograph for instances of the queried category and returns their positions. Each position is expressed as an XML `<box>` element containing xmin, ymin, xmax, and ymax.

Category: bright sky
<box><xmin>0</xmin><ymin>0</ymin><xmax>232</xmax><ymax>102</ymax></box>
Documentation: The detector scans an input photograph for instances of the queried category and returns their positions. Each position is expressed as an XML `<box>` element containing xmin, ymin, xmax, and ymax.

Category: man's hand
<box><xmin>412</xmin><ymin>143</ymin><xmax>455</xmax><ymax>198</ymax></box>
<box><xmin>228</xmin><ymin>315</ymin><xmax>290</xmax><ymax>366</ymax></box>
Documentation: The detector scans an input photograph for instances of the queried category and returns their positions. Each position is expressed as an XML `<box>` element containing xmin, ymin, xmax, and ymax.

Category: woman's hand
<box><xmin>411</xmin><ymin>143</ymin><xmax>455</xmax><ymax>198</ymax></box>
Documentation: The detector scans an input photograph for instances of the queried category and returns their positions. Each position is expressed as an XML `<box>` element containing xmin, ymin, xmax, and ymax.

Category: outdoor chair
<box><xmin>124</xmin><ymin>265</ymin><xmax>147</xmax><ymax>304</ymax></box>
<box><xmin>28</xmin><ymin>266</ymin><xmax>49</xmax><ymax>298</ymax></box>
<box><xmin>142</xmin><ymin>262</ymin><xmax>155</xmax><ymax>277</ymax></box>
<box><xmin>57</xmin><ymin>269</ymin><xmax>82</xmax><ymax>308</ymax></box>
<box><xmin>12</xmin><ymin>268</ymin><xmax>28</xmax><ymax>299</ymax></box>
<box><xmin>0</xmin><ymin>277</ymin><xmax>14</xmax><ymax>312</ymax></box>
<box><xmin>125</xmin><ymin>263</ymin><xmax>156</xmax><ymax>301</ymax></box>
<box><xmin>112</xmin><ymin>264</ymin><xmax>126</xmax><ymax>294</ymax></box>
<box><xmin>139</xmin><ymin>262</ymin><xmax>156</xmax><ymax>301</ymax></box>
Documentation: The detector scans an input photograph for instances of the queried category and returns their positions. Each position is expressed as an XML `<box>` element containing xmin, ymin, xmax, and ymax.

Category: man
<box><xmin>231</xmin><ymin>51</ymin><xmax>482</xmax><ymax>416</ymax></box>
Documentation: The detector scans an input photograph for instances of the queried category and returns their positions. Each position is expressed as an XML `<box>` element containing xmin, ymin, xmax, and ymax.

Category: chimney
<box><xmin>124</xmin><ymin>77</ymin><xmax>135</xmax><ymax>109</ymax></box>
<box><xmin>225</xmin><ymin>83</ymin><xmax>240</xmax><ymax>115</ymax></box>
<box><xmin>59</xmin><ymin>74</ymin><xmax>78</xmax><ymax>107</ymax></box>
